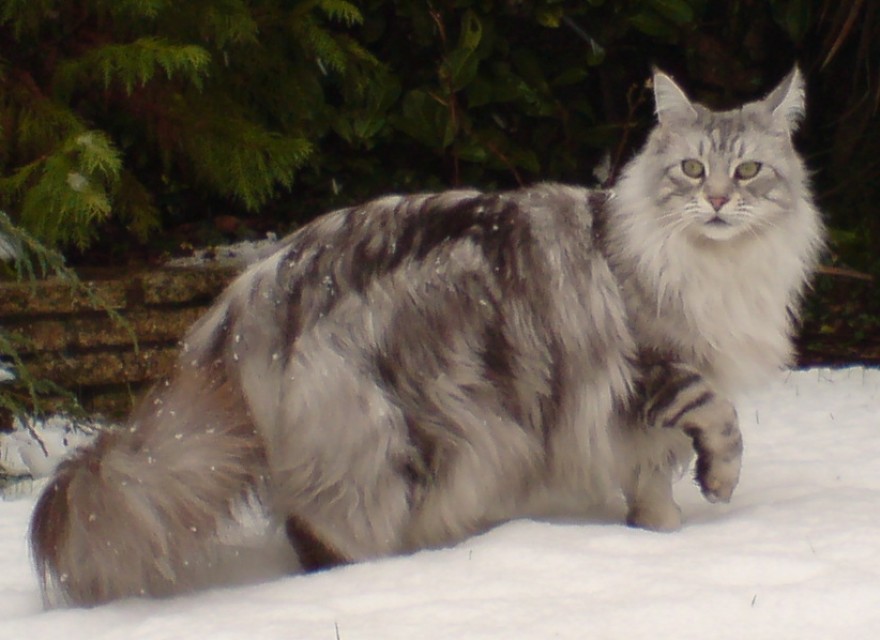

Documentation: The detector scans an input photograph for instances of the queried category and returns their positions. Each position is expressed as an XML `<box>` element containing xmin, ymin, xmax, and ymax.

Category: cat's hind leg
<box><xmin>618</xmin><ymin>426</ymin><xmax>690</xmax><ymax>531</ymax></box>
<box><xmin>256</xmin><ymin>346</ymin><xmax>543</xmax><ymax>569</ymax></box>
<box><xmin>269</xmin><ymin>367</ymin><xmax>541</xmax><ymax>569</ymax></box>
<box><xmin>253</xmin><ymin>345</ymin><xmax>419</xmax><ymax>571</ymax></box>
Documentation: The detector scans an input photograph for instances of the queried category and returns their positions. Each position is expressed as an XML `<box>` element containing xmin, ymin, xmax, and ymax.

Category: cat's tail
<box><xmin>29</xmin><ymin>366</ymin><xmax>269</xmax><ymax>607</ymax></box>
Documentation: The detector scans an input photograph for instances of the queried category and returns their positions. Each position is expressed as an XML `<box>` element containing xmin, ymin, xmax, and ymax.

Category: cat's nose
<box><xmin>707</xmin><ymin>195</ymin><xmax>729</xmax><ymax>211</ymax></box>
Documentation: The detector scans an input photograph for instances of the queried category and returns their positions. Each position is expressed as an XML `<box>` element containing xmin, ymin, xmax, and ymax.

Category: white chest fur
<box><xmin>608</xmin><ymin>190</ymin><xmax>821</xmax><ymax>395</ymax></box>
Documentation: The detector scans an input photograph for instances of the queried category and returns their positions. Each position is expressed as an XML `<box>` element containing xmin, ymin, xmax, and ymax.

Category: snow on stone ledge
<box><xmin>0</xmin><ymin>232</ymin><xmax>19</xmax><ymax>262</ymax></box>
<box><xmin>0</xmin><ymin>364</ymin><xmax>14</xmax><ymax>382</ymax></box>
<box><xmin>165</xmin><ymin>233</ymin><xmax>280</xmax><ymax>269</ymax></box>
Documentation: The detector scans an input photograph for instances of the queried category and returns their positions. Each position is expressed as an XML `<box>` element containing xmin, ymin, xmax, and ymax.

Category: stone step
<box><xmin>1</xmin><ymin>264</ymin><xmax>239</xmax><ymax>419</ymax></box>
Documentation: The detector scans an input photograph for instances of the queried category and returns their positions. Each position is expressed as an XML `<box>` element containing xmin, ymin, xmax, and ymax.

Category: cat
<box><xmin>30</xmin><ymin>67</ymin><xmax>824</xmax><ymax>607</ymax></box>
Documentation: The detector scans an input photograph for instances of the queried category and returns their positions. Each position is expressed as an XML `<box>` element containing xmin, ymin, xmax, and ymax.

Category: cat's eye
<box><xmin>734</xmin><ymin>161</ymin><xmax>762</xmax><ymax>180</ymax></box>
<box><xmin>681</xmin><ymin>159</ymin><xmax>705</xmax><ymax>179</ymax></box>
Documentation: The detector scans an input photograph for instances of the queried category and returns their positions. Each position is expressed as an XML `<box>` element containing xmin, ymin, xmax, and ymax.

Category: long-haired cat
<box><xmin>31</xmin><ymin>68</ymin><xmax>824</xmax><ymax>606</ymax></box>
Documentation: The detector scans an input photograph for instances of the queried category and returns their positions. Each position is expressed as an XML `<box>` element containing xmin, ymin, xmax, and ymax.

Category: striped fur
<box><xmin>30</xmin><ymin>69</ymin><xmax>824</xmax><ymax>606</ymax></box>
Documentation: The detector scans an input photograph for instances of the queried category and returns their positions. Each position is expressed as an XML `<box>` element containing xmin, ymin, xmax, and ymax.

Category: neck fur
<box><xmin>605</xmin><ymin>159</ymin><xmax>824</xmax><ymax>394</ymax></box>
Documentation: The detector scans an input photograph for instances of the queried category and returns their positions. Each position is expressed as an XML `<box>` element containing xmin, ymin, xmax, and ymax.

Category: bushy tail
<box><xmin>30</xmin><ymin>368</ymin><xmax>269</xmax><ymax>607</ymax></box>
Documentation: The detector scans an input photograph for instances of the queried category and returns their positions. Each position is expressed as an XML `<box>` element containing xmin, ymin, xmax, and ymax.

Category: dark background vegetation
<box><xmin>1</xmin><ymin>0</ymin><xmax>878</xmax><ymax>368</ymax></box>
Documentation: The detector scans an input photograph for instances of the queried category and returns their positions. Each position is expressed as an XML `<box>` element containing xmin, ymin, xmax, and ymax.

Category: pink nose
<box><xmin>707</xmin><ymin>195</ymin><xmax>729</xmax><ymax>211</ymax></box>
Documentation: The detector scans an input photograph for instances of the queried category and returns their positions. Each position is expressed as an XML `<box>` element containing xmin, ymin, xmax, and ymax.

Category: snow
<box><xmin>0</xmin><ymin>233</ymin><xmax>18</xmax><ymax>262</ymax></box>
<box><xmin>0</xmin><ymin>416</ymin><xmax>101</xmax><ymax>481</ymax></box>
<box><xmin>165</xmin><ymin>234</ymin><xmax>279</xmax><ymax>269</ymax></box>
<box><xmin>1</xmin><ymin>367</ymin><xmax>880</xmax><ymax>639</ymax></box>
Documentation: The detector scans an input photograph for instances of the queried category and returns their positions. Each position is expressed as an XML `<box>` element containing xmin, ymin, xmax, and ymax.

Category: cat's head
<box><xmin>625</xmin><ymin>68</ymin><xmax>807</xmax><ymax>242</ymax></box>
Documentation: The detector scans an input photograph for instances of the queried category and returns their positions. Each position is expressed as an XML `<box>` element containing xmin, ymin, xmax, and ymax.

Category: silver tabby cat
<box><xmin>31</xmin><ymin>68</ymin><xmax>824</xmax><ymax>606</ymax></box>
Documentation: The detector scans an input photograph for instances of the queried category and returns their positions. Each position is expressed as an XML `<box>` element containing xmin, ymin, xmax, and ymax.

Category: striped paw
<box><xmin>642</xmin><ymin>362</ymin><xmax>744</xmax><ymax>505</ymax></box>
<box><xmin>687</xmin><ymin>419</ymin><xmax>743</xmax><ymax>503</ymax></box>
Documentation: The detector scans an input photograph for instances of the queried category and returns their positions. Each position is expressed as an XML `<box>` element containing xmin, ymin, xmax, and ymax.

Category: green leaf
<box><xmin>188</xmin><ymin>125</ymin><xmax>312</xmax><ymax>210</ymax></box>
<box><xmin>771</xmin><ymin>0</ymin><xmax>812</xmax><ymax>43</ymax></box>
<box><xmin>511</xmin><ymin>50</ymin><xmax>550</xmax><ymax>97</ymax></box>
<box><xmin>649</xmin><ymin>0</ymin><xmax>695</xmax><ymax>26</ymax></box>
<box><xmin>54</xmin><ymin>38</ymin><xmax>210</xmax><ymax>96</ymax></box>
<box><xmin>394</xmin><ymin>89</ymin><xmax>455</xmax><ymax>151</ymax></box>
<box><xmin>552</xmin><ymin>68</ymin><xmax>589</xmax><ymax>87</ymax></box>
<box><xmin>2</xmin><ymin>128</ymin><xmax>124</xmax><ymax>248</ymax></box>
<box><xmin>455</xmin><ymin>139</ymin><xmax>489</xmax><ymax>164</ymax></box>
<box><xmin>318</xmin><ymin>0</ymin><xmax>364</xmax><ymax>26</ymax></box>
<box><xmin>628</xmin><ymin>11</ymin><xmax>679</xmax><ymax>42</ymax></box>
<box><xmin>114</xmin><ymin>171</ymin><xmax>160</xmax><ymax>241</ymax></box>
<box><xmin>458</xmin><ymin>9</ymin><xmax>483</xmax><ymax>51</ymax></box>
<box><xmin>586</xmin><ymin>39</ymin><xmax>606</xmax><ymax>66</ymax></box>
<box><xmin>98</xmin><ymin>0</ymin><xmax>169</xmax><ymax>20</ymax></box>
<box><xmin>536</xmin><ymin>6</ymin><xmax>564</xmax><ymax>28</ymax></box>
<box><xmin>202</xmin><ymin>2</ymin><xmax>259</xmax><ymax>47</ymax></box>
<box><xmin>439</xmin><ymin>10</ymin><xmax>483</xmax><ymax>92</ymax></box>
<box><xmin>467</xmin><ymin>64</ymin><xmax>542</xmax><ymax>110</ymax></box>
<box><xmin>69</xmin><ymin>131</ymin><xmax>122</xmax><ymax>181</ymax></box>
<box><xmin>506</xmin><ymin>145</ymin><xmax>540</xmax><ymax>173</ymax></box>
<box><xmin>14</xmin><ymin>99</ymin><xmax>85</xmax><ymax>157</ymax></box>
<box><xmin>292</xmin><ymin>16</ymin><xmax>349</xmax><ymax>73</ymax></box>
<box><xmin>445</xmin><ymin>48</ymin><xmax>480</xmax><ymax>92</ymax></box>
<box><xmin>333</xmin><ymin>89</ymin><xmax>394</xmax><ymax>147</ymax></box>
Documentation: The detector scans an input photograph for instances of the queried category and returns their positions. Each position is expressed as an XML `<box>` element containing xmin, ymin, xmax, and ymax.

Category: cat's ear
<box><xmin>761</xmin><ymin>67</ymin><xmax>806</xmax><ymax>133</ymax></box>
<box><xmin>652</xmin><ymin>70</ymin><xmax>698</xmax><ymax>125</ymax></box>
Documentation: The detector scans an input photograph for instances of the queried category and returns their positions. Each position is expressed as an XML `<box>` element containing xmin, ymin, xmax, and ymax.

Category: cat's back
<box><xmin>199</xmin><ymin>182</ymin><xmax>606</xmax><ymax>335</ymax></box>
<box><xmin>184</xmin><ymin>182</ymin><xmax>634</xmax><ymax>421</ymax></box>
<box><xmin>272</xmin><ymin>181</ymin><xmax>601</xmax><ymax>294</ymax></box>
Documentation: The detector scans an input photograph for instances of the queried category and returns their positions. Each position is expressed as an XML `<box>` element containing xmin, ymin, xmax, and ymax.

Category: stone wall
<box><xmin>1</xmin><ymin>265</ymin><xmax>238</xmax><ymax>420</ymax></box>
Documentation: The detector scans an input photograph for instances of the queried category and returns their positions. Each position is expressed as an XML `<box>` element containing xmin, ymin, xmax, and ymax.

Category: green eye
<box><xmin>681</xmin><ymin>159</ymin><xmax>705</xmax><ymax>179</ymax></box>
<box><xmin>734</xmin><ymin>161</ymin><xmax>762</xmax><ymax>180</ymax></box>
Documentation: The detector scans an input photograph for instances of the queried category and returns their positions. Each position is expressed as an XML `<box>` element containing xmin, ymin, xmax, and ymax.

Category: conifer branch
<box><xmin>0</xmin><ymin>210</ymin><xmax>134</xmax><ymax>418</ymax></box>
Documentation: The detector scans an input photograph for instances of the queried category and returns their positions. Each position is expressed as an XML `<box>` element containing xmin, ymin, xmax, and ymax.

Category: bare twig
<box><xmin>817</xmin><ymin>264</ymin><xmax>874</xmax><ymax>282</ymax></box>
<box><xmin>605</xmin><ymin>81</ymin><xmax>649</xmax><ymax>187</ymax></box>
<box><xmin>821</xmin><ymin>0</ymin><xmax>866</xmax><ymax>69</ymax></box>
<box><xmin>428</xmin><ymin>6</ymin><xmax>461</xmax><ymax>185</ymax></box>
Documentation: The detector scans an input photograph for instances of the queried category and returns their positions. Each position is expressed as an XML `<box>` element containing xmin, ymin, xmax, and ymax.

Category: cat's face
<box><xmin>643</xmin><ymin>69</ymin><xmax>806</xmax><ymax>242</ymax></box>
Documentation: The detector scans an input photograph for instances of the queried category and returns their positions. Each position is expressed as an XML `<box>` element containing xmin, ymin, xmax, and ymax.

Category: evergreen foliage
<box><xmin>0</xmin><ymin>0</ymin><xmax>878</xmax><ymax>373</ymax></box>
<box><xmin>0</xmin><ymin>0</ymin><xmax>370</xmax><ymax>249</ymax></box>
<box><xmin>0</xmin><ymin>209</ymin><xmax>133</xmax><ymax>424</ymax></box>
<box><xmin>1</xmin><ymin>0</ymin><xmax>875</xmax><ymax>263</ymax></box>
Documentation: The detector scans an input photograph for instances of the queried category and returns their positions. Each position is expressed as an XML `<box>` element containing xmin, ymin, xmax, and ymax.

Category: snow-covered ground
<box><xmin>1</xmin><ymin>367</ymin><xmax>879</xmax><ymax>639</ymax></box>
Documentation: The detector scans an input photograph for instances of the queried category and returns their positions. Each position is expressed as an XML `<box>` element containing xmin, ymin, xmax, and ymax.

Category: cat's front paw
<box><xmin>688</xmin><ymin>422</ymin><xmax>743</xmax><ymax>503</ymax></box>
<box><xmin>626</xmin><ymin>502</ymin><xmax>682</xmax><ymax>532</ymax></box>
<box><xmin>694</xmin><ymin>451</ymin><xmax>740</xmax><ymax>503</ymax></box>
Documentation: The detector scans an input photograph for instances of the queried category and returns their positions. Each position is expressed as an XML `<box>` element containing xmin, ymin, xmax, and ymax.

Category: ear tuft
<box><xmin>762</xmin><ymin>67</ymin><xmax>806</xmax><ymax>133</ymax></box>
<box><xmin>652</xmin><ymin>71</ymin><xmax>698</xmax><ymax>125</ymax></box>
